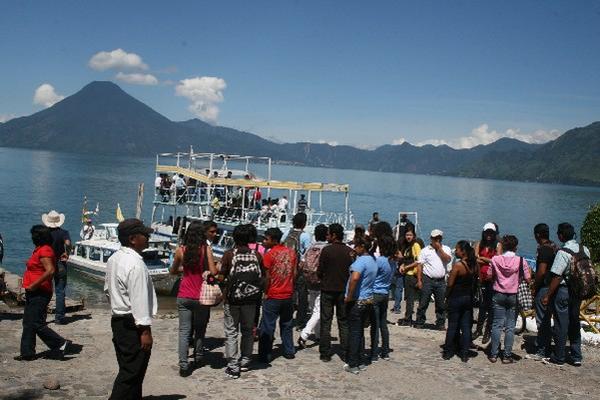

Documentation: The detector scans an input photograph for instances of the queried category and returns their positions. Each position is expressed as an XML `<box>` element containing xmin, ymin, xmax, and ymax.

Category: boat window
<box><xmin>102</xmin><ymin>249</ymin><xmax>115</xmax><ymax>262</ymax></box>
<box><xmin>76</xmin><ymin>245</ymin><xmax>85</xmax><ymax>257</ymax></box>
<box><xmin>89</xmin><ymin>247</ymin><xmax>102</xmax><ymax>261</ymax></box>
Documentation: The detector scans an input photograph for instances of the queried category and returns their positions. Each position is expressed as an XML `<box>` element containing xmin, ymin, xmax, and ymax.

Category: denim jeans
<box><xmin>223</xmin><ymin>303</ymin><xmax>256</xmax><ymax>372</ymax></box>
<box><xmin>177</xmin><ymin>297</ymin><xmax>210</xmax><ymax>368</ymax></box>
<box><xmin>551</xmin><ymin>286</ymin><xmax>582</xmax><ymax>363</ymax></box>
<box><xmin>403</xmin><ymin>274</ymin><xmax>419</xmax><ymax>321</ymax></box>
<box><xmin>534</xmin><ymin>286</ymin><xmax>551</xmax><ymax>355</ymax></box>
<box><xmin>370</xmin><ymin>293</ymin><xmax>390</xmax><ymax>358</ymax></box>
<box><xmin>20</xmin><ymin>290</ymin><xmax>65</xmax><ymax>357</ymax></box>
<box><xmin>416</xmin><ymin>276</ymin><xmax>446</xmax><ymax>326</ymax></box>
<box><xmin>258</xmin><ymin>298</ymin><xmax>295</xmax><ymax>361</ymax></box>
<box><xmin>391</xmin><ymin>274</ymin><xmax>404</xmax><ymax>312</ymax></box>
<box><xmin>319</xmin><ymin>290</ymin><xmax>349</xmax><ymax>358</ymax></box>
<box><xmin>476</xmin><ymin>280</ymin><xmax>493</xmax><ymax>333</ymax></box>
<box><xmin>347</xmin><ymin>301</ymin><xmax>372</xmax><ymax>368</ymax></box>
<box><xmin>490</xmin><ymin>292</ymin><xmax>517</xmax><ymax>358</ymax></box>
<box><xmin>53</xmin><ymin>261</ymin><xmax>68</xmax><ymax>321</ymax></box>
<box><xmin>444</xmin><ymin>294</ymin><xmax>473</xmax><ymax>355</ymax></box>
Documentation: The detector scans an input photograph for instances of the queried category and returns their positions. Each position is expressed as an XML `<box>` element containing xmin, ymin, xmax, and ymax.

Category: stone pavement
<box><xmin>1</xmin><ymin>305</ymin><xmax>599</xmax><ymax>400</ymax></box>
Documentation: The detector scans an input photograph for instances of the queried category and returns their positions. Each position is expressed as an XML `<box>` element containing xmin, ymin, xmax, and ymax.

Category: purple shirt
<box><xmin>487</xmin><ymin>252</ymin><xmax>531</xmax><ymax>294</ymax></box>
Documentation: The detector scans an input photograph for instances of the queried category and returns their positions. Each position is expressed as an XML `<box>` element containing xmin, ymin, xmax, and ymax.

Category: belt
<box><xmin>426</xmin><ymin>276</ymin><xmax>445</xmax><ymax>281</ymax></box>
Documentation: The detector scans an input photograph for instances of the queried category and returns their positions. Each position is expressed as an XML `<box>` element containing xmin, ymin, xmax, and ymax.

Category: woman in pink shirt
<box><xmin>170</xmin><ymin>222</ymin><xmax>218</xmax><ymax>377</ymax></box>
<box><xmin>486</xmin><ymin>235</ymin><xmax>531</xmax><ymax>364</ymax></box>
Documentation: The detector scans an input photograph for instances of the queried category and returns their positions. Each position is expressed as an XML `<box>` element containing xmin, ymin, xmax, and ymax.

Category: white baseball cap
<box><xmin>430</xmin><ymin>229</ymin><xmax>443</xmax><ymax>238</ymax></box>
<box><xmin>483</xmin><ymin>222</ymin><xmax>496</xmax><ymax>232</ymax></box>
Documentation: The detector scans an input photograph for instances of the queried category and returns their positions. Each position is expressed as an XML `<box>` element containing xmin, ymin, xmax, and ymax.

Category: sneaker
<box><xmin>572</xmin><ymin>360</ymin><xmax>582</xmax><ymax>367</ymax></box>
<box><xmin>488</xmin><ymin>356</ymin><xmax>498</xmax><ymax>363</ymax></box>
<box><xmin>542</xmin><ymin>357</ymin><xmax>564</xmax><ymax>366</ymax></box>
<box><xmin>481</xmin><ymin>330</ymin><xmax>491</xmax><ymax>344</ymax></box>
<box><xmin>396</xmin><ymin>318</ymin><xmax>413</xmax><ymax>326</ymax></box>
<box><xmin>320</xmin><ymin>354</ymin><xmax>332</xmax><ymax>362</ymax></box>
<box><xmin>442</xmin><ymin>351</ymin><xmax>454</xmax><ymax>360</ymax></box>
<box><xmin>179</xmin><ymin>366</ymin><xmax>193</xmax><ymax>377</ymax></box>
<box><xmin>370</xmin><ymin>355</ymin><xmax>379</xmax><ymax>363</ymax></box>
<box><xmin>435</xmin><ymin>324</ymin><xmax>446</xmax><ymax>331</ymax></box>
<box><xmin>380</xmin><ymin>354</ymin><xmax>391</xmax><ymax>361</ymax></box>
<box><xmin>413</xmin><ymin>323</ymin><xmax>425</xmax><ymax>329</ymax></box>
<box><xmin>225</xmin><ymin>367</ymin><xmax>240</xmax><ymax>379</ymax></box>
<box><xmin>501</xmin><ymin>356</ymin><xmax>514</xmax><ymax>364</ymax></box>
<box><xmin>343</xmin><ymin>364</ymin><xmax>360</xmax><ymax>375</ymax></box>
<box><xmin>358</xmin><ymin>364</ymin><xmax>368</xmax><ymax>371</ymax></box>
<box><xmin>525</xmin><ymin>352</ymin><xmax>545</xmax><ymax>361</ymax></box>
<box><xmin>297</xmin><ymin>337</ymin><xmax>307</xmax><ymax>349</ymax></box>
<box><xmin>283</xmin><ymin>353</ymin><xmax>296</xmax><ymax>360</ymax></box>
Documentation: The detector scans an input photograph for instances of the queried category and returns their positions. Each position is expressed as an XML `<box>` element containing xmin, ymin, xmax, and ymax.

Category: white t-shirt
<box><xmin>418</xmin><ymin>244</ymin><xmax>452</xmax><ymax>279</ymax></box>
<box><xmin>154</xmin><ymin>176</ymin><xmax>162</xmax><ymax>188</ymax></box>
<box><xmin>278</xmin><ymin>197</ymin><xmax>289</xmax><ymax>210</ymax></box>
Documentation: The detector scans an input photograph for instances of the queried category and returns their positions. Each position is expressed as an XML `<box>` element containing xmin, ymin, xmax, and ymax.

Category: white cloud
<box><xmin>392</xmin><ymin>137</ymin><xmax>407</xmax><ymax>145</ymax></box>
<box><xmin>33</xmin><ymin>84</ymin><xmax>64</xmax><ymax>108</ymax></box>
<box><xmin>115</xmin><ymin>72</ymin><xmax>158</xmax><ymax>86</ymax></box>
<box><xmin>356</xmin><ymin>143</ymin><xmax>377</xmax><ymax>150</ymax></box>
<box><xmin>0</xmin><ymin>113</ymin><xmax>16</xmax><ymax>123</ymax></box>
<box><xmin>175</xmin><ymin>76</ymin><xmax>226</xmax><ymax>123</ymax></box>
<box><xmin>88</xmin><ymin>49</ymin><xmax>149</xmax><ymax>71</ymax></box>
<box><xmin>318</xmin><ymin>140</ymin><xmax>339</xmax><ymax>146</ymax></box>
<box><xmin>415</xmin><ymin>124</ymin><xmax>561</xmax><ymax>149</ymax></box>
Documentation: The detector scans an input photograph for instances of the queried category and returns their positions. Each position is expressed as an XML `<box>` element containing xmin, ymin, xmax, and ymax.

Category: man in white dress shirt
<box><xmin>104</xmin><ymin>219</ymin><xmax>157</xmax><ymax>400</ymax></box>
<box><xmin>414</xmin><ymin>229</ymin><xmax>452</xmax><ymax>330</ymax></box>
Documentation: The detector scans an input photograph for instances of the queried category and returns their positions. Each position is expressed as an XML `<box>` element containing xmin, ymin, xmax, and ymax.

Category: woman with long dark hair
<box><xmin>170</xmin><ymin>221</ymin><xmax>218</xmax><ymax>376</ymax></box>
<box><xmin>473</xmin><ymin>223</ymin><xmax>502</xmax><ymax>343</ymax></box>
<box><xmin>442</xmin><ymin>240</ymin><xmax>477</xmax><ymax>362</ymax></box>
<box><xmin>16</xmin><ymin>225</ymin><xmax>70</xmax><ymax>361</ymax></box>
<box><xmin>370</xmin><ymin>235</ymin><xmax>396</xmax><ymax>361</ymax></box>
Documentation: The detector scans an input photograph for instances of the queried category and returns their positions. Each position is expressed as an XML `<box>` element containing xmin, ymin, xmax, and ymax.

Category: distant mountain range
<box><xmin>1</xmin><ymin>81</ymin><xmax>599</xmax><ymax>186</ymax></box>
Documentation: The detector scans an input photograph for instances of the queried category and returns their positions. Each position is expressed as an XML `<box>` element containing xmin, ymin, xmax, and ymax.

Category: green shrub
<box><xmin>581</xmin><ymin>203</ymin><xmax>600</xmax><ymax>264</ymax></box>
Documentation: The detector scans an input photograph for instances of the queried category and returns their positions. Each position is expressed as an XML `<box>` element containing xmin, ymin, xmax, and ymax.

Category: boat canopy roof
<box><xmin>156</xmin><ymin>164</ymin><xmax>350</xmax><ymax>193</ymax></box>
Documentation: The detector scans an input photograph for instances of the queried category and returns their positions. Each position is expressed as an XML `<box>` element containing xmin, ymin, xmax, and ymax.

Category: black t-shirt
<box><xmin>50</xmin><ymin>228</ymin><xmax>71</xmax><ymax>260</ymax></box>
<box><xmin>536</xmin><ymin>242</ymin><xmax>557</xmax><ymax>287</ymax></box>
<box><xmin>317</xmin><ymin>242</ymin><xmax>353</xmax><ymax>292</ymax></box>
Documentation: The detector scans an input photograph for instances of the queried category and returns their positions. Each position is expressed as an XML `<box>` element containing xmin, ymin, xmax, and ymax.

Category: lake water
<box><xmin>1</xmin><ymin>147</ymin><xmax>599</xmax><ymax>304</ymax></box>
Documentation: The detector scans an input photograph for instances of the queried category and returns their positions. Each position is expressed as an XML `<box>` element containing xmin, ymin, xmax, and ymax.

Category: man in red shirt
<box><xmin>258</xmin><ymin>228</ymin><xmax>297</xmax><ymax>363</ymax></box>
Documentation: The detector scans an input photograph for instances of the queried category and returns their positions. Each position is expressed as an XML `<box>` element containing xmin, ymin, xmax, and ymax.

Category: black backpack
<box><xmin>227</xmin><ymin>249</ymin><xmax>263</xmax><ymax>304</ymax></box>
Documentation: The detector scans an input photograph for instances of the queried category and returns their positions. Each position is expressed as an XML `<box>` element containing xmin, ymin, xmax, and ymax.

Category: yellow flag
<box><xmin>116</xmin><ymin>203</ymin><xmax>125</xmax><ymax>222</ymax></box>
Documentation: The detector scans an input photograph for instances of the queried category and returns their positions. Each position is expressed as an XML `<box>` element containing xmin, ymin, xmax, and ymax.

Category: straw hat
<box><xmin>42</xmin><ymin>210</ymin><xmax>65</xmax><ymax>228</ymax></box>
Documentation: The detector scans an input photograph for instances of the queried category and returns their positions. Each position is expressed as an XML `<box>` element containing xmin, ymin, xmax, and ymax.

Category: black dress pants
<box><xmin>110</xmin><ymin>315</ymin><xmax>151</xmax><ymax>400</ymax></box>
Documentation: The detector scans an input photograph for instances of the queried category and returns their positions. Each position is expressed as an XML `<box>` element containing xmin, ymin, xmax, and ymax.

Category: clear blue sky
<box><xmin>1</xmin><ymin>0</ymin><xmax>599</xmax><ymax>148</ymax></box>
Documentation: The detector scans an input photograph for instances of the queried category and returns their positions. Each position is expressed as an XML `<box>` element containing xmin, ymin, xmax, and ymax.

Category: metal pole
<box><xmin>267</xmin><ymin>158</ymin><xmax>272</xmax><ymax>199</ymax></box>
<box><xmin>319</xmin><ymin>191</ymin><xmax>322</xmax><ymax>211</ymax></box>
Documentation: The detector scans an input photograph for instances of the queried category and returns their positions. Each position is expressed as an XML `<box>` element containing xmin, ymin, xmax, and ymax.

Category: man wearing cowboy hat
<box><xmin>42</xmin><ymin>210</ymin><xmax>71</xmax><ymax>324</ymax></box>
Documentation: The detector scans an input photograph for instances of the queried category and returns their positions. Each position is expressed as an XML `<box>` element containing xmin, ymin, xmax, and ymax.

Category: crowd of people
<box><xmin>12</xmin><ymin>208</ymin><xmax>594</xmax><ymax>399</ymax></box>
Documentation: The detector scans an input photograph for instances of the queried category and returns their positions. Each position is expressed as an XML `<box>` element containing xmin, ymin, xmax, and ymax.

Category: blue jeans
<box><xmin>177</xmin><ymin>297</ymin><xmax>210</xmax><ymax>368</ymax></box>
<box><xmin>490</xmin><ymin>292</ymin><xmax>517</xmax><ymax>358</ymax></box>
<box><xmin>444</xmin><ymin>294</ymin><xmax>473</xmax><ymax>356</ymax></box>
<box><xmin>53</xmin><ymin>261</ymin><xmax>68</xmax><ymax>321</ymax></box>
<box><xmin>370</xmin><ymin>293</ymin><xmax>390</xmax><ymax>358</ymax></box>
<box><xmin>391</xmin><ymin>274</ymin><xmax>404</xmax><ymax>312</ymax></box>
<box><xmin>551</xmin><ymin>286</ymin><xmax>582</xmax><ymax>363</ymax></box>
<box><xmin>347</xmin><ymin>301</ymin><xmax>372</xmax><ymax>368</ymax></box>
<box><xmin>258</xmin><ymin>298</ymin><xmax>295</xmax><ymax>361</ymax></box>
<box><xmin>534</xmin><ymin>287</ymin><xmax>551</xmax><ymax>355</ymax></box>
<box><xmin>416</xmin><ymin>276</ymin><xmax>446</xmax><ymax>326</ymax></box>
